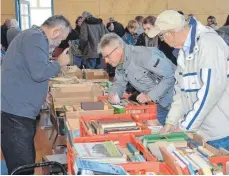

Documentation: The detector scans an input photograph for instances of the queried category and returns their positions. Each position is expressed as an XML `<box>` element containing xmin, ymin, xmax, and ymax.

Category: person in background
<box><xmin>7</xmin><ymin>19</ymin><xmax>20</xmax><ymax>45</ymax></box>
<box><xmin>1</xmin><ymin>19</ymin><xmax>11</xmax><ymax>50</ymax></box>
<box><xmin>187</xmin><ymin>14</ymin><xmax>194</xmax><ymax>23</ymax></box>
<box><xmin>109</xmin><ymin>17</ymin><xmax>125</xmax><ymax>37</ymax></box>
<box><xmin>207</xmin><ymin>16</ymin><xmax>219</xmax><ymax>30</ymax></box>
<box><xmin>135</xmin><ymin>15</ymin><xmax>144</xmax><ymax>35</ymax></box>
<box><xmin>1</xmin><ymin>44</ymin><xmax>6</xmax><ymax>65</ymax></box>
<box><xmin>216</xmin><ymin>29</ymin><xmax>229</xmax><ymax>45</ymax></box>
<box><xmin>79</xmin><ymin>11</ymin><xmax>108</xmax><ymax>69</ymax></box>
<box><xmin>106</xmin><ymin>22</ymin><xmax>116</xmax><ymax>77</ymax></box>
<box><xmin>59</xmin><ymin>16</ymin><xmax>83</xmax><ymax>50</ymax></box>
<box><xmin>1</xmin><ymin>15</ymin><xmax>71</xmax><ymax>174</ymax></box>
<box><xmin>98</xmin><ymin>33</ymin><xmax>176</xmax><ymax>126</ymax></box>
<box><xmin>136</xmin><ymin>16</ymin><xmax>177</xmax><ymax>65</ymax></box>
<box><xmin>106</xmin><ymin>22</ymin><xmax>114</xmax><ymax>32</ymax></box>
<box><xmin>147</xmin><ymin>10</ymin><xmax>229</xmax><ymax>150</ymax></box>
<box><xmin>122</xmin><ymin>20</ymin><xmax>139</xmax><ymax>45</ymax></box>
<box><xmin>223</xmin><ymin>15</ymin><xmax>229</xmax><ymax>26</ymax></box>
<box><xmin>75</xmin><ymin>16</ymin><xmax>83</xmax><ymax>36</ymax></box>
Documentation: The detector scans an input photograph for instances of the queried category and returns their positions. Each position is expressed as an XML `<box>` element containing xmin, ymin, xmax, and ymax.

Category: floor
<box><xmin>1</xmin><ymin>111</ymin><xmax>66</xmax><ymax>175</ymax></box>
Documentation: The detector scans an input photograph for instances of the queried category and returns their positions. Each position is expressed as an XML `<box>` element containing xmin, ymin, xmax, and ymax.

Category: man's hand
<box><xmin>136</xmin><ymin>93</ymin><xmax>151</xmax><ymax>104</ymax></box>
<box><xmin>57</xmin><ymin>48</ymin><xmax>70</xmax><ymax>67</ymax></box>
<box><xmin>108</xmin><ymin>93</ymin><xmax>120</xmax><ymax>104</ymax></box>
<box><xmin>46</xmin><ymin>93</ymin><xmax>52</xmax><ymax>104</ymax></box>
<box><xmin>160</xmin><ymin>123</ymin><xmax>176</xmax><ymax>134</ymax></box>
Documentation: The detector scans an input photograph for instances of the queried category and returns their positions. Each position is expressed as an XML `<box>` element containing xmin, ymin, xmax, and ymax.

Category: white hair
<box><xmin>10</xmin><ymin>19</ymin><xmax>19</xmax><ymax>28</ymax></box>
<box><xmin>97</xmin><ymin>33</ymin><xmax>124</xmax><ymax>53</ymax></box>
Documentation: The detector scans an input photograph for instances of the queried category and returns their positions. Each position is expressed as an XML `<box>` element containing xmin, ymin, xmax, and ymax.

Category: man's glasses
<box><xmin>102</xmin><ymin>46</ymin><xmax>118</xmax><ymax>60</ymax></box>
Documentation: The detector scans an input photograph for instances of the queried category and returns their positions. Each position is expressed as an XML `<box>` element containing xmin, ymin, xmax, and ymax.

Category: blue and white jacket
<box><xmin>166</xmin><ymin>17</ymin><xmax>229</xmax><ymax>142</ymax></box>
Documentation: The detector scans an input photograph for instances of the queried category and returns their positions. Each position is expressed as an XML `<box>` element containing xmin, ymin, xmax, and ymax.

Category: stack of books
<box><xmin>84</xmin><ymin>117</ymin><xmax>140</xmax><ymax>135</ymax></box>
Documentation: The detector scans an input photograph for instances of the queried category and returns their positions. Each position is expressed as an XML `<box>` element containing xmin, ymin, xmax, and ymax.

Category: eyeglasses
<box><xmin>102</xmin><ymin>46</ymin><xmax>118</xmax><ymax>60</ymax></box>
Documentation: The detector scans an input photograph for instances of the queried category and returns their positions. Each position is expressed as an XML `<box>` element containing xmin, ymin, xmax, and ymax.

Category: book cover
<box><xmin>75</xmin><ymin>158</ymin><xmax>127</xmax><ymax>175</ymax></box>
<box><xmin>73</xmin><ymin>141</ymin><xmax>122</xmax><ymax>159</ymax></box>
<box><xmin>81</xmin><ymin>102</ymin><xmax>104</xmax><ymax>111</ymax></box>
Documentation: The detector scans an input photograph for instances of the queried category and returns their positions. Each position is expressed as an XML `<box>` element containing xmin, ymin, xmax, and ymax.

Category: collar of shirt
<box><xmin>31</xmin><ymin>25</ymin><xmax>48</xmax><ymax>43</ymax></box>
<box><xmin>182</xmin><ymin>26</ymin><xmax>192</xmax><ymax>56</ymax></box>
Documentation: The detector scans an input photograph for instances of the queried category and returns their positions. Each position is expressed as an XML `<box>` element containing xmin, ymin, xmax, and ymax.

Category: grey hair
<box><xmin>10</xmin><ymin>19</ymin><xmax>19</xmax><ymax>28</ymax></box>
<box><xmin>82</xmin><ymin>11</ymin><xmax>92</xmax><ymax>19</ymax></box>
<box><xmin>42</xmin><ymin>15</ymin><xmax>71</xmax><ymax>32</ymax></box>
<box><xmin>97</xmin><ymin>33</ymin><xmax>124</xmax><ymax>53</ymax></box>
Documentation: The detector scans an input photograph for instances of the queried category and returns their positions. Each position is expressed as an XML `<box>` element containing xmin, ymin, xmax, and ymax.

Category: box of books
<box><xmin>79</xmin><ymin>113</ymin><xmax>152</xmax><ymax>137</ymax></box>
<box><xmin>141</xmin><ymin>132</ymin><xmax>227</xmax><ymax>175</ymax></box>
<box><xmin>58</xmin><ymin>65</ymin><xmax>83</xmax><ymax>79</ymax></box>
<box><xmin>83</xmin><ymin>69</ymin><xmax>109</xmax><ymax>82</ymax></box>
<box><xmin>121</xmin><ymin>161</ymin><xmax>176</xmax><ymax>175</ymax></box>
<box><xmin>98</xmin><ymin>95</ymin><xmax>157</xmax><ymax>120</ymax></box>
<box><xmin>67</xmin><ymin>134</ymin><xmax>156</xmax><ymax>175</ymax></box>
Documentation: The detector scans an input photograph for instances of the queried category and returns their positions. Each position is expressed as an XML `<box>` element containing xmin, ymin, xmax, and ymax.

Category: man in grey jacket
<box><xmin>80</xmin><ymin>11</ymin><xmax>108</xmax><ymax>69</ymax></box>
<box><xmin>1</xmin><ymin>15</ymin><xmax>71</xmax><ymax>174</ymax></box>
<box><xmin>147</xmin><ymin>10</ymin><xmax>229</xmax><ymax>150</ymax></box>
<box><xmin>98</xmin><ymin>33</ymin><xmax>176</xmax><ymax>125</ymax></box>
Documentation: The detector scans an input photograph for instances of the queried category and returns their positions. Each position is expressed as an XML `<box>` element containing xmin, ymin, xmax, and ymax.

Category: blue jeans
<box><xmin>207</xmin><ymin>136</ymin><xmax>229</xmax><ymax>151</ymax></box>
<box><xmin>157</xmin><ymin>104</ymin><xmax>169</xmax><ymax>126</ymax></box>
<box><xmin>86</xmin><ymin>58</ymin><xmax>103</xmax><ymax>69</ymax></box>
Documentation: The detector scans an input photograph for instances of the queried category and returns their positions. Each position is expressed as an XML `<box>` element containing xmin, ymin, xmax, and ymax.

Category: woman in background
<box><xmin>122</xmin><ymin>20</ymin><xmax>139</xmax><ymax>45</ymax></box>
<box><xmin>106</xmin><ymin>22</ymin><xmax>114</xmax><ymax>32</ymax></box>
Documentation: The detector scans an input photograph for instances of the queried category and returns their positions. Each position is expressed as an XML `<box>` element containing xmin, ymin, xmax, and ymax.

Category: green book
<box><xmin>142</xmin><ymin>132</ymin><xmax>189</xmax><ymax>147</ymax></box>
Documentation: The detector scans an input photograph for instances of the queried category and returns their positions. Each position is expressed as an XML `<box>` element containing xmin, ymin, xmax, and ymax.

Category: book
<box><xmin>97</xmin><ymin>118</ymin><xmax>136</xmax><ymax>129</ymax></box>
<box><xmin>81</xmin><ymin>102</ymin><xmax>105</xmax><ymax>111</ymax></box>
<box><xmin>75</xmin><ymin>158</ymin><xmax>127</xmax><ymax>175</ymax></box>
<box><xmin>73</xmin><ymin>141</ymin><xmax>127</xmax><ymax>164</ymax></box>
<box><xmin>104</xmin><ymin>126</ymin><xmax>141</xmax><ymax>134</ymax></box>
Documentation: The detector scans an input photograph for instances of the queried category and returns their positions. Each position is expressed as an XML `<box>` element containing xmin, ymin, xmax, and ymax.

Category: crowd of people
<box><xmin>1</xmin><ymin>10</ymin><xmax>229</xmax><ymax>174</ymax></box>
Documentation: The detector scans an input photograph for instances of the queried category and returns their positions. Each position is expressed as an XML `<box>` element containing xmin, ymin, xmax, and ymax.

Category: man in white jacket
<box><xmin>146</xmin><ymin>10</ymin><xmax>229</xmax><ymax>150</ymax></box>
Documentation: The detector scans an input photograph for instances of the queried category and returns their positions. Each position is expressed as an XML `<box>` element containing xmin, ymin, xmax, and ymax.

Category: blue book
<box><xmin>75</xmin><ymin>158</ymin><xmax>127</xmax><ymax>175</ymax></box>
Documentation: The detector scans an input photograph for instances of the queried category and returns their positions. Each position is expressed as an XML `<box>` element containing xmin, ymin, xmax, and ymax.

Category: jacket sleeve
<box><xmin>180</xmin><ymin>33</ymin><xmax>229</xmax><ymax>131</ymax></box>
<box><xmin>166</xmin><ymin>69</ymin><xmax>184</xmax><ymax>126</ymax></box>
<box><xmin>108</xmin><ymin>66</ymin><xmax>128</xmax><ymax>97</ymax></box>
<box><xmin>142</xmin><ymin>49</ymin><xmax>176</xmax><ymax>108</ymax></box>
<box><xmin>79</xmin><ymin>22</ymin><xmax>88</xmax><ymax>51</ymax></box>
<box><xmin>23</xmin><ymin>33</ymin><xmax>61</xmax><ymax>83</ymax></box>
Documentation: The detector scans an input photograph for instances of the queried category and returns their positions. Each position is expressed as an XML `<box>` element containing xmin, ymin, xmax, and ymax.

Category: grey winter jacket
<box><xmin>108</xmin><ymin>44</ymin><xmax>176</xmax><ymax>109</ymax></box>
<box><xmin>79</xmin><ymin>17</ymin><xmax>108</xmax><ymax>59</ymax></box>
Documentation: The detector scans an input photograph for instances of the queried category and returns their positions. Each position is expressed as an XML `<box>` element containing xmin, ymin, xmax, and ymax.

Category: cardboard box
<box><xmin>50</xmin><ymin>84</ymin><xmax>104</xmax><ymax>108</ymax></box>
<box><xmin>83</xmin><ymin>69</ymin><xmax>109</xmax><ymax>82</ymax></box>
<box><xmin>65</xmin><ymin>103</ymin><xmax>114</xmax><ymax>120</ymax></box>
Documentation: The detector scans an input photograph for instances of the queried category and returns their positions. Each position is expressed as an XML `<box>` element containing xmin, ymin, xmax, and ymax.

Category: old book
<box><xmin>73</xmin><ymin>141</ymin><xmax>126</xmax><ymax>164</ymax></box>
<box><xmin>104</xmin><ymin>126</ymin><xmax>141</xmax><ymax>134</ymax></box>
<box><xmin>97</xmin><ymin>118</ymin><xmax>136</xmax><ymax>129</ymax></box>
<box><xmin>81</xmin><ymin>101</ymin><xmax>104</xmax><ymax>111</ymax></box>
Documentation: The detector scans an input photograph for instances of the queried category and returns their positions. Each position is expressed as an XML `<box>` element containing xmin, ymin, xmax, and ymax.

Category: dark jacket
<box><xmin>59</xmin><ymin>26</ymin><xmax>81</xmax><ymax>49</ymax></box>
<box><xmin>136</xmin><ymin>33</ymin><xmax>177</xmax><ymax>65</ymax></box>
<box><xmin>79</xmin><ymin>17</ymin><xmax>108</xmax><ymax>59</ymax></box>
<box><xmin>113</xmin><ymin>21</ymin><xmax>125</xmax><ymax>37</ymax></box>
<box><xmin>1</xmin><ymin>24</ymin><xmax>9</xmax><ymax>49</ymax></box>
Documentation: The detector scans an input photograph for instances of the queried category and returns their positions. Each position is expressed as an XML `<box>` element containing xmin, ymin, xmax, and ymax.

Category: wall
<box><xmin>1</xmin><ymin>0</ymin><xmax>16</xmax><ymax>23</ymax></box>
<box><xmin>53</xmin><ymin>0</ymin><xmax>229</xmax><ymax>27</ymax></box>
